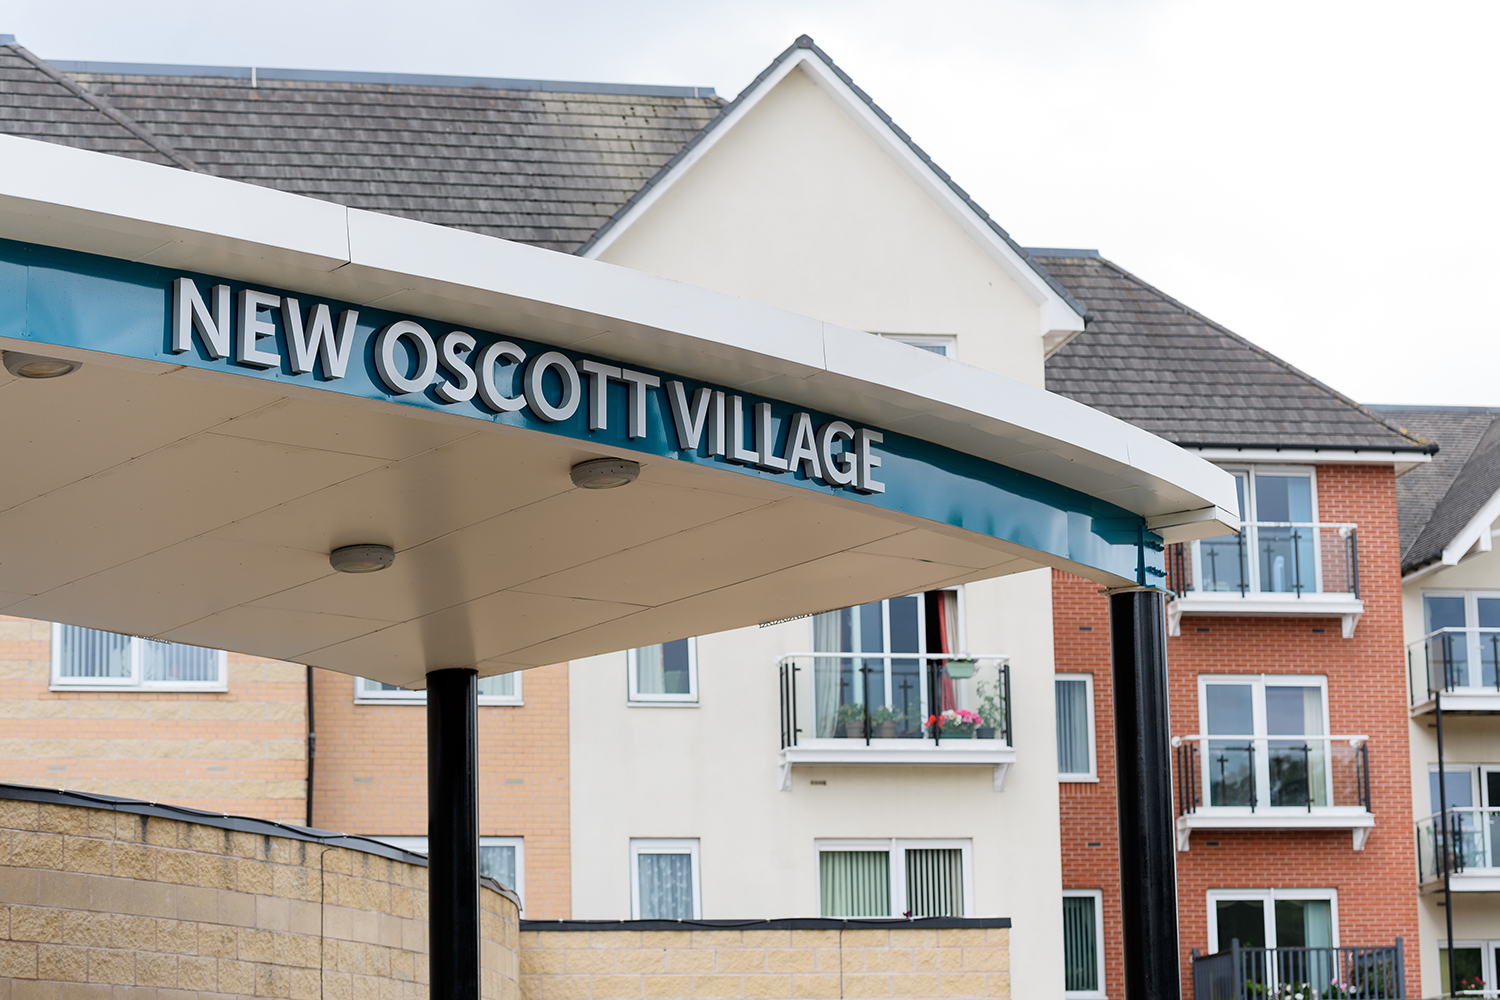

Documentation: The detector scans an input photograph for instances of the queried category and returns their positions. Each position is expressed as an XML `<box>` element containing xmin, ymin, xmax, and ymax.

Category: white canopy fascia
<box><xmin>0</xmin><ymin>133</ymin><xmax>1238</xmax><ymax>540</ymax></box>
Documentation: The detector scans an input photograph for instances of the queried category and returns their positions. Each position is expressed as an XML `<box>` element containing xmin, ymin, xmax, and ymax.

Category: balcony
<box><xmin>776</xmin><ymin>652</ymin><xmax>1014</xmax><ymax>792</ymax></box>
<box><xmin>1173</xmin><ymin>734</ymin><xmax>1375</xmax><ymax>850</ymax></box>
<box><xmin>1165</xmin><ymin>522</ymin><xmax>1364</xmax><ymax>637</ymax></box>
<box><xmin>1408</xmin><ymin>628</ymin><xmax>1500</xmax><ymax>715</ymax></box>
<box><xmin>1190</xmin><ymin>941</ymin><xmax>1406</xmax><ymax>1000</ymax></box>
<box><xmin>1417</xmin><ymin>808</ymin><xmax>1500</xmax><ymax>892</ymax></box>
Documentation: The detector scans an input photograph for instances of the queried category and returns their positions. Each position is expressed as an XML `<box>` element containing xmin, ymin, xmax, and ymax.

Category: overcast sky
<box><xmin>8</xmin><ymin>0</ymin><xmax>1496</xmax><ymax>407</ymax></box>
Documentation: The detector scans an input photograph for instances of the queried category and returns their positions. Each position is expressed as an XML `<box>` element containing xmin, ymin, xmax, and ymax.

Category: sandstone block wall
<box><xmin>0</xmin><ymin>794</ymin><xmax>519</xmax><ymax>1000</ymax></box>
<box><xmin>516</xmin><ymin>922</ymin><xmax>1010</xmax><ymax>999</ymax></box>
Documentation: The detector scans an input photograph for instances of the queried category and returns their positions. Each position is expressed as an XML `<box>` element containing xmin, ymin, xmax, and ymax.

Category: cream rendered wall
<box><xmin>569</xmin><ymin>571</ymin><xmax>1060</xmax><ymax>996</ymax></box>
<box><xmin>597</xmin><ymin>65</ymin><xmax>1047</xmax><ymax>386</ymax></box>
<box><xmin>580</xmin><ymin>57</ymin><xmax>1067</xmax><ymax>998</ymax></box>
<box><xmin>1403</xmin><ymin>519</ymin><xmax>1500</xmax><ymax>998</ymax></box>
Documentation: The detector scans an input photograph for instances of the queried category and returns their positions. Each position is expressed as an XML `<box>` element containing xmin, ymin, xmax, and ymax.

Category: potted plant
<box><xmin>837</xmin><ymin>702</ymin><xmax>866</xmax><ymax>739</ymax></box>
<box><xmin>870</xmin><ymin>706</ymin><xmax>902</xmax><ymax>739</ymax></box>
<box><xmin>944</xmin><ymin>657</ymin><xmax>977</xmax><ymax>679</ymax></box>
<box><xmin>976</xmin><ymin>682</ymin><xmax>1004</xmax><ymax>740</ymax></box>
<box><xmin>937</xmin><ymin>708</ymin><xmax>982</xmax><ymax>739</ymax></box>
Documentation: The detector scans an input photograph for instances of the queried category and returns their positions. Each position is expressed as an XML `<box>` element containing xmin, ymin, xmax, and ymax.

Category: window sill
<box><xmin>626</xmin><ymin>700</ymin><xmax>699</xmax><ymax>708</ymax></box>
<box><xmin>49</xmin><ymin>683</ymin><xmax>228</xmax><ymax>694</ymax></box>
<box><xmin>1169</xmin><ymin>593</ymin><xmax>1363</xmax><ymax>638</ymax></box>
<box><xmin>353</xmin><ymin>698</ymin><xmax>525</xmax><ymax>707</ymax></box>
<box><xmin>778</xmin><ymin>740</ymin><xmax>1015</xmax><ymax>792</ymax></box>
<box><xmin>1176</xmin><ymin>808</ymin><xmax>1373</xmax><ymax>851</ymax></box>
<box><xmin>1059</xmin><ymin>774</ymin><xmax>1100</xmax><ymax>783</ymax></box>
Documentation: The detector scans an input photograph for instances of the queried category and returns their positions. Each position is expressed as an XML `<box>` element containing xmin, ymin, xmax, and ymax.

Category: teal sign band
<box><xmin>0</xmin><ymin>238</ymin><xmax>1163</xmax><ymax>583</ymax></box>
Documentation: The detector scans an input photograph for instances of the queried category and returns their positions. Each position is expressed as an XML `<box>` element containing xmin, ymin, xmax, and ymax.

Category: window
<box><xmin>1438</xmin><ymin>941</ymin><xmax>1496</xmax><ymax>996</ymax></box>
<box><xmin>367</xmin><ymin>835</ymin><xmax>525</xmax><ymax>905</ymax></box>
<box><xmin>1190</xmin><ymin>467</ymin><xmax>1346</xmax><ymax>596</ymax></box>
<box><xmin>816</xmin><ymin>839</ymin><xmax>971</xmax><ymax>917</ymax></box>
<box><xmin>1056</xmin><ymin>674</ymin><xmax>1097</xmax><ymax>780</ymax></box>
<box><xmin>1207</xmin><ymin>889</ymin><xmax>1338</xmax><ymax>953</ymax></box>
<box><xmin>630</xmin><ymin>839</ymin><xmax>700</xmax><ymax>919</ymax></box>
<box><xmin>878</xmin><ymin>333</ymin><xmax>957</xmax><ymax>359</ymax></box>
<box><xmin>628</xmin><ymin>638</ymin><xmax>697</xmax><ymax>703</ymax></box>
<box><xmin>51</xmin><ymin>623</ymin><xmax>226</xmax><ymax>691</ymax></box>
<box><xmin>1198</xmin><ymin>675</ymin><xmax>1330</xmax><ymax>809</ymax></box>
<box><xmin>1062</xmin><ymin>890</ymin><xmax>1105</xmax><ymax>998</ymax></box>
<box><xmin>1424</xmin><ymin>765</ymin><xmax>1500</xmax><ymax>869</ymax></box>
<box><xmin>1421</xmin><ymin>591</ymin><xmax>1500</xmax><ymax>689</ymax></box>
<box><xmin>354</xmin><ymin>673</ymin><xmax>521</xmax><ymax>704</ymax></box>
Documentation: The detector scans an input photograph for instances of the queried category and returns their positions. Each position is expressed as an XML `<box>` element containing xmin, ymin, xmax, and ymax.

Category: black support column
<box><xmin>427</xmin><ymin>668</ymin><xmax>480</xmax><ymax>1000</ymax></box>
<box><xmin>1109</xmin><ymin>588</ymin><xmax>1180</xmax><ymax>1000</ymax></box>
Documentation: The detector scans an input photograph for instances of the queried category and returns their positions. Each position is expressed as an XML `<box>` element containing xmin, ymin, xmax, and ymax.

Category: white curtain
<box><xmin>1303</xmin><ymin>686</ymin><xmax>1328</xmax><ymax>806</ymax></box>
<box><xmin>638</xmin><ymin>853</ymin><xmax>694</xmax><ymax>919</ymax></box>
<box><xmin>813</xmin><ymin>612</ymin><xmax>842</xmax><ymax>738</ymax></box>
<box><xmin>635</xmin><ymin>644</ymin><xmax>666</xmax><ymax>695</ymax></box>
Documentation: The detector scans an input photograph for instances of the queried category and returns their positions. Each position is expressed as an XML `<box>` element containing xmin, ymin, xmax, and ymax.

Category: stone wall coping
<box><xmin>520</xmin><ymin>917</ymin><xmax>1011</xmax><ymax>931</ymax></box>
<box><xmin>0</xmin><ymin>780</ymin><xmax>522</xmax><ymax>908</ymax></box>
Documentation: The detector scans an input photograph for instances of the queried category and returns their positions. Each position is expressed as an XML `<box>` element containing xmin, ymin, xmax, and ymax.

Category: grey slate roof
<box><xmin>1035</xmin><ymin>251</ymin><xmax>1435</xmax><ymax>455</ymax></box>
<box><xmin>1367</xmin><ymin>405</ymin><xmax>1500</xmax><ymax>573</ymax></box>
<box><xmin>0</xmin><ymin>44</ymin><xmax>723</xmax><ymax>252</ymax></box>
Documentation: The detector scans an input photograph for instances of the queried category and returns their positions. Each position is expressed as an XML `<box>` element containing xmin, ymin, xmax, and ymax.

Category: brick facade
<box><xmin>309</xmin><ymin>666</ymin><xmax>572</xmax><ymax>919</ymax></box>
<box><xmin>0</xmin><ymin>617</ymin><xmax>307</xmax><ymax>822</ymax></box>
<box><xmin>1056</xmin><ymin>465</ymin><xmax>1421</xmax><ymax>997</ymax></box>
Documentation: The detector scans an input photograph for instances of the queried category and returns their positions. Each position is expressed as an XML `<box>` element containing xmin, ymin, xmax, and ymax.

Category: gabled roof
<box><xmin>1036</xmin><ymin>251</ymin><xmax>1436</xmax><ymax>455</ymax></box>
<box><xmin>1369</xmin><ymin>405</ymin><xmax>1500</xmax><ymax>574</ymax></box>
<box><xmin>0</xmin><ymin>40</ymin><xmax>722</xmax><ymax>252</ymax></box>
<box><xmin>575</xmin><ymin>36</ymin><xmax>1087</xmax><ymax>340</ymax></box>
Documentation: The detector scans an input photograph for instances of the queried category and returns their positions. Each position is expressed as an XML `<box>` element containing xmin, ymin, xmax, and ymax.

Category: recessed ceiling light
<box><xmin>570</xmin><ymin>458</ymin><xmax>640</xmax><ymax>489</ymax></box>
<box><xmin>3</xmin><ymin>351</ymin><xmax>82</xmax><ymax>379</ymax></box>
<box><xmin>330</xmin><ymin>544</ymin><xmax>396</xmax><ymax>573</ymax></box>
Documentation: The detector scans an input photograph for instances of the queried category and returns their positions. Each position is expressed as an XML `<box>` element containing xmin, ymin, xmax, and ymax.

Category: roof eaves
<box><xmin>7</xmin><ymin>43</ymin><xmax>201</xmax><ymax>172</ymax></box>
<box><xmin>1082</xmin><ymin>256</ymin><xmax>1437</xmax><ymax>455</ymax></box>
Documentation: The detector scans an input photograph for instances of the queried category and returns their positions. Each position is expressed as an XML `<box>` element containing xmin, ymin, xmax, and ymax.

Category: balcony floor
<box><xmin>778</xmin><ymin>739</ymin><xmax>1016</xmax><ymax>792</ymax></box>
<box><xmin>1176</xmin><ymin>807</ymin><xmax>1374</xmax><ymax>851</ymax></box>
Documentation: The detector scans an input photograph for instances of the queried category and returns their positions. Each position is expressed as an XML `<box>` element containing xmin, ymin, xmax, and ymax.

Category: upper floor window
<box><xmin>630</xmin><ymin>838</ymin><xmax>700</xmax><ymax>919</ymax></box>
<box><xmin>878</xmin><ymin>333</ymin><xmax>956</xmax><ymax>358</ymax></box>
<box><xmin>1056</xmin><ymin>674</ymin><xmax>1097</xmax><ymax>780</ymax></box>
<box><xmin>51</xmin><ymin>623</ymin><xmax>226</xmax><ymax>691</ymax></box>
<box><xmin>1198</xmin><ymin>675</ymin><xmax>1331</xmax><ymax>809</ymax></box>
<box><xmin>817</xmin><ymin>838</ymin><xmax>971</xmax><ymax>917</ymax></box>
<box><xmin>1420</xmin><ymin>591</ymin><xmax>1500</xmax><ymax>690</ymax></box>
<box><xmin>1208</xmin><ymin>888</ymin><xmax>1337</xmax><ymax>953</ymax></box>
<box><xmin>1178</xmin><ymin>467</ymin><xmax>1357</xmax><ymax>599</ymax></box>
<box><xmin>354</xmin><ymin>673</ymin><xmax>521</xmax><ymax>705</ymax></box>
<box><xmin>628</xmin><ymin>638</ymin><xmax>697</xmax><ymax>704</ymax></box>
<box><xmin>1062</xmin><ymin>889</ymin><xmax>1106</xmax><ymax>998</ymax></box>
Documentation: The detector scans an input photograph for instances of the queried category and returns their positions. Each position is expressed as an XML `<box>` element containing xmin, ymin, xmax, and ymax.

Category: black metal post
<box><xmin>1109</xmin><ymin>587</ymin><xmax>1180</xmax><ymax>1000</ymax></box>
<box><xmin>428</xmin><ymin>668</ymin><xmax>480</xmax><ymax>1000</ymax></box>
<box><xmin>1436</xmin><ymin>688</ymin><xmax>1455</xmax><ymax>999</ymax></box>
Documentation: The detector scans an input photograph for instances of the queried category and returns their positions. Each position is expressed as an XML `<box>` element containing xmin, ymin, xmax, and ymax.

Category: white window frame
<box><xmin>1191</xmin><ymin>465</ymin><xmax>1322</xmax><ymax>595</ymax></box>
<box><xmin>627</xmin><ymin>637</ymin><xmax>699</xmax><ymax>705</ymax></box>
<box><xmin>1055</xmin><ymin>673</ymin><xmax>1098</xmax><ymax>782</ymax></box>
<box><xmin>1437</xmin><ymin>938</ymin><xmax>1499</xmax><ymax>996</ymax></box>
<box><xmin>1421</xmin><ymin>589</ymin><xmax>1500</xmax><ymax>689</ymax></box>
<box><xmin>353</xmin><ymin>673</ymin><xmax>523</xmax><ymax>705</ymax></box>
<box><xmin>1062</xmin><ymin>888</ymin><xmax>1107</xmax><ymax>1000</ymax></box>
<box><xmin>49</xmin><ymin>623</ymin><xmax>227</xmax><ymax>692</ymax></box>
<box><xmin>814</xmin><ymin>838</ymin><xmax>973</xmax><ymax>918</ymax></box>
<box><xmin>1196</xmin><ymin>673</ymin><xmax>1330</xmax><ymax>812</ymax></box>
<box><xmin>629</xmin><ymin>838</ymin><xmax>701</xmax><ymax>920</ymax></box>
<box><xmin>1205</xmin><ymin>888</ymin><xmax>1340</xmax><ymax>953</ymax></box>
<box><xmin>878</xmin><ymin>333</ymin><xmax>957</xmax><ymax>359</ymax></box>
<box><xmin>367</xmin><ymin>835</ymin><xmax>525</xmax><ymax>909</ymax></box>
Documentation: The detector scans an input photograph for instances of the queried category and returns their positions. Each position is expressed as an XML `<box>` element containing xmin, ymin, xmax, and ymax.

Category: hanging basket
<box><xmin>944</xmin><ymin>658</ymin><xmax>977</xmax><ymax>679</ymax></box>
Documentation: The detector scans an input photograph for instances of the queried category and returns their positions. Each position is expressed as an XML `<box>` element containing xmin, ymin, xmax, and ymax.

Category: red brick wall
<box><xmin>1055</xmin><ymin>465</ymin><xmax>1420</xmax><ymax>997</ymax></box>
<box><xmin>309</xmin><ymin>664</ymin><xmax>572</xmax><ymax>918</ymax></box>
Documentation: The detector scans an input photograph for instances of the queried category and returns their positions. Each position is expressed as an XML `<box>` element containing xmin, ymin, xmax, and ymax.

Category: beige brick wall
<box><xmin>0</xmin><ymin>797</ymin><xmax>519</xmax><ymax>1000</ymax></box>
<box><xmin>0</xmin><ymin>617</ymin><xmax>309</xmax><ymax>821</ymax></box>
<box><xmin>517</xmin><ymin>926</ymin><xmax>1009</xmax><ymax>999</ymax></box>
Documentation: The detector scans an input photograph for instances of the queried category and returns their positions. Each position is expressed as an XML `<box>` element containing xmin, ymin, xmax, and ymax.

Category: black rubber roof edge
<box><xmin>1024</xmin><ymin>247</ymin><xmax>1101</xmax><ymax>258</ymax></box>
<box><xmin>45</xmin><ymin>59</ymin><xmax>716</xmax><ymax>99</ymax></box>
<box><xmin>521</xmin><ymin>917</ymin><xmax>1010</xmax><ymax>931</ymax></box>
<box><xmin>0</xmin><ymin>782</ymin><xmax>519</xmax><ymax>908</ymax></box>
<box><xmin>1173</xmin><ymin>439</ymin><xmax>1439</xmax><ymax>455</ymax></box>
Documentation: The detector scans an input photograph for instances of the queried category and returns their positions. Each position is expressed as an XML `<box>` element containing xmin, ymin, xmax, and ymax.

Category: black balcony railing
<box><xmin>1191</xmin><ymin>939</ymin><xmax>1405</xmax><ymax>999</ymax></box>
<box><xmin>1407</xmin><ymin>628</ymin><xmax>1500</xmax><ymax>706</ymax></box>
<box><xmin>1175</xmin><ymin>736</ymin><xmax>1371</xmax><ymax>816</ymax></box>
<box><xmin>777</xmin><ymin>652</ymin><xmax>1010</xmax><ymax>749</ymax></box>
<box><xmin>1166</xmin><ymin>522</ymin><xmax>1359</xmax><ymax>599</ymax></box>
<box><xmin>1416</xmin><ymin>807</ymin><xmax>1499</xmax><ymax>883</ymax></box>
